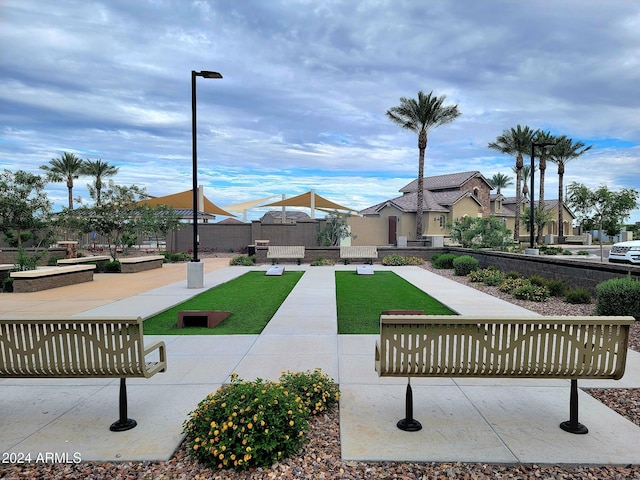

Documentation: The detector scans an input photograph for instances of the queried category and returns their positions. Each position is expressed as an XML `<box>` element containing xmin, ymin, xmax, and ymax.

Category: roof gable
<box><xmin>399</xmin><ymin>171</ymin><xmax>492</xmax><ymax>193</ymax></box>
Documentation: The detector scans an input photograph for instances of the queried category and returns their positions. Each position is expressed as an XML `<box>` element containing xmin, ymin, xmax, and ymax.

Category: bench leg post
<box><xmin>559</xmin><ymin>379</ymin><xmax>588</xmax><ymax>434</ymax></box>
<box><xmin>397</xmin><ymin>378</ymin><xmax>422</xmax><ymax>432</ymax></box>
<box><xmin>110</xmin><ymin>378</ymin><xmax>137</xmax><ymax>432</ymax></box>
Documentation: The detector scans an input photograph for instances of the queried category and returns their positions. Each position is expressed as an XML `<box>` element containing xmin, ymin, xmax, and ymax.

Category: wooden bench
<box><xmin>0</xmin><ymin>317</ymin><xmax>166</xmax><ymax>432</ymax></box>
<box><xmin>57</xmin><ymin>255</ymin><xmax>111</xmax><ymax>266</ymax></box>
<box><xmin>118</xmin><ymin>255</ymin><xmax>164</xmax><ymax>273</ymax></box>
<box><xmin>9</xmin><ymin>265</ymin><xmax>96</xmax><ymax>292</ymax></box>
<box><xmin>375</xmin><ymin>314</ymin><xmax>634</xmax><ymax>434</ymax></box>
<box><xmin>340</xmin><ymin>245</ymin><xmax>378</xmax><ymax>264</ymax></box>
<box><xmin>266</xmin><ymin>246</ymin><xmax>305</xmax><ymax>264</ymax></box>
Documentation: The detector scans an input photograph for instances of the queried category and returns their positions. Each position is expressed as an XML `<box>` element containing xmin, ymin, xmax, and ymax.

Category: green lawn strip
<box><xmin>335</xmin><ymin>271</ymin><xmax>456</xmax><ymax>334</ymax></box>
<box><xmin>143</xmin><ymin>271</ymin><xmax>304</xmax><ymax>335</ymax></box>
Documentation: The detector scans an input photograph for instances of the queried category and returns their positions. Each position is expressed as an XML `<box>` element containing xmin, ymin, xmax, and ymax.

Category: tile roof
<box><xmin>399</xmin><ymin>171</ymin><xmax>491</xmax><ymax>193</ymax></box>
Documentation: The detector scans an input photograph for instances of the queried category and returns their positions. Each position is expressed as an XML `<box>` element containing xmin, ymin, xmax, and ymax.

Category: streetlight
<box><xmin>529</xmin><ymin>141</ymin><xmax>555</xmax><ymax>250</ymax></box>
<box><xmin>189</xmin><ymin>70</ymin><xmax>222</xmax><ymax>288</ymax></box>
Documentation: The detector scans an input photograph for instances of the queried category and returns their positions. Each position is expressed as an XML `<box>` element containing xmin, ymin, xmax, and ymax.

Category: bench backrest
<box><xmin>0</xmin><ymin>318</ymin><xmax>153</xmax><ymax>378</ymax></box>
<box><xmin>267</xmin><ymin>246</ymin><xmax>305</xmax><ymax>258</ymax></box>
<box><xmin>340</xmin><ymin>246</ymin><xmax>378</xmax><ymax>258</ymax></box>
<box><xmin>376</xmin><ymin>315</ymin><xmax>634</xmax><ymax>379</ymax></box>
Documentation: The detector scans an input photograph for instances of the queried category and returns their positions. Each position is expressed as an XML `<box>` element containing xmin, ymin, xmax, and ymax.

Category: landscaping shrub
<box><xmin>576</xmin><ymin>250</ymin><xmax>590</xmax><ymax>256</ymax></box>
<box><xmin>505</xmin><ymin>270</ymin><xmax>520</xmax><ymax>279</ymax></box>
<box><xmin>103</xmin><ymin>261</ymin><xmax>121</xmax><ymax>273</ymax></box>
<box><xmin>183</xmin><ymin>370</ymin><xmax>339</xmax><ymax>472</ymax></box>
<box><xmin>381</xmin><ymin>254</ymin><xmax>424</xmax><ymax>266</ymax></box>
<box><xmin>278</xmin><ymin>369</ymin><xmax>339</xmax><ymax>415</ymax></box>
<box><xmin>47</xmin><ymin>256</ymin><xmax>63</xmax><ymax>266</ymax></box>
<box><xmin>2</xmin><ymin>277</ymin><xmax>14</xmax><ymax>292</ymax></box>
<box><xmin>164</xmin><ymin>252</ymin><xmax>191</xmax><ymax>263</ymax></box>
<box><xmin>498</xmin><ymin>277</ymin><xmax>529</xmax><ymax>293</ymax></box>
<box><xmin>513</xmin><ymin>284</ymin><xmax>550</xmax><ymax>302</ymax></box>
<box><xmin>229</xmin><ymin>255</ymin><xmax>256</xmax><ymax>266</ymax></box>
<box><xmin>561</xmin><ymin>250</ymin><xmax>573</xmax><ymax>255</ymax></box>
<box><xmin>430</xmin><ymin>253</ymin><xmax>457</xmax><ymax>269</ymax></box>
<box><xmin>452</xmin><ymin>255</ymin><xmax>478</xmax><ymax>276</ymax></box>
<box><xmin>595</xmin><ymin>277</ymin><xmax>640</xmax><ymax>319</ymax></box>
<box><xmin>565</xmin><ymin>287</ymin><xmax>592</xmax><ymax>305</ymax></box>
<box><xmin>546</xmin><ymin>279</ymin><xmax>567</xmax><ymax>297</ymax></box>
<box><xmin>481</xmin><ymin>269</ymin><xmax>505</xmax><ymax>286</ymax></box>
<box><xmin>528</xmin><ymin>275</ymin><xmax>547</xmax><ymax>287</ymax></box>
<box><xmin>310</xmin><ymin>257</ymin><xmax>335</xmax><ymax>266</ymax></box>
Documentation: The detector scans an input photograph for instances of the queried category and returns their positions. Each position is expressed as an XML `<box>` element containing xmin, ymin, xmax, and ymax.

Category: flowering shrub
<box><xmin>229</xmin><ymin>255</ymin><xmax>255</xmax><ymax>266</ymax></box>
<box><xmin>513</xmin><ymin>284</ymin><xmax>550</xmax><ymax>302</ymax></box>
<box><xmin>183</xmin><ymin>373</ymin><xmax>309</xmax><ymax>471</ymax></box>
<box><xmin>183</xmin><ymin>370</ymin><xmax>340</xmax><ymax>472</ymax></box>
<box><xmin>279</xmin><ymin>368</ymin><xmax>340</xmax><ymax>415</ymax></box>
<box><xmin>498</xmin><ymin>277</ymin><xmax>529</xmax><ymax>293</ymax></box>
<box><xmin>381</xmin><ymin>254</ymin><xmax>424</xmax><ymax>266</ymax></box>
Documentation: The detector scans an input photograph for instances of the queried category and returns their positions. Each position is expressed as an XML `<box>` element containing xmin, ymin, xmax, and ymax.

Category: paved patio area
<box><xmin>1</xmin><ymin>260</ymin><xmax>639</xmax><ymax>464</ymax></box>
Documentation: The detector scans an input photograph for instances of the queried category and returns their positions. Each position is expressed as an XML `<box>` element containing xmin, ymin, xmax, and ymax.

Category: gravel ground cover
<box><xmin>2</xmin><ymin>263</ymin><xmax>638</xmax><ymax>479</ymax></box>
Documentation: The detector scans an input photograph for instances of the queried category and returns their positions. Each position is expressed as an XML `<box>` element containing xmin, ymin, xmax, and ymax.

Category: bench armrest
<box><xmin>143</xmin><ymin>341</ymin><xmax>167</xmax><ymax>377</ymax></box>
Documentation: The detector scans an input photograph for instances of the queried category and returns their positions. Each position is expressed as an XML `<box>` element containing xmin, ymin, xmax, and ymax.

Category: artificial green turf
<box><xmin>143</xmin><ymin>271</ymin><xmax>304</xmax><ymax>335</ymax></box>
<box><xmin>335</xmin><ymin>271</ymin><xmax>456</xmax><ymax>334</ymax></box>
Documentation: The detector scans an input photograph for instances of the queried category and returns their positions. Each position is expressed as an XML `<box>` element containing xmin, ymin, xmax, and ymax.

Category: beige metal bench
<box><xmin>266</xmin><ymin>246</ymin><xmax>305</xmax><ymax>264</ymax></box>
<box><xmin>375</xmin><ymin>314</ymin><xmax>634</xmax><ymax>434</ymax></box>
<box><xmin>340</xmin><ymin>245</ymin><xmax>378</xmax><ymax>264</ymax></box>
<box><xmin>0</xmin><ymin>317</ymin><xmax>166</xmax><ymax>432</ymax></box>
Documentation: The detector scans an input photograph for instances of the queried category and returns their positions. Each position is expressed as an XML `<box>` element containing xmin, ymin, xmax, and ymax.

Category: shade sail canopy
<box><xmin>138</xmin><ymin>189</ymin><xmax>235</xmax><ymax>217</ymax></box>
<box><xmin>222</xmin><ymin>196</ymin><xmax>278</xmax><ymax>213</ymax></box>
<box><xmin>263</xmin><ymin>191</ymin><xmax>356</xmax><ymax>212</ymax></box>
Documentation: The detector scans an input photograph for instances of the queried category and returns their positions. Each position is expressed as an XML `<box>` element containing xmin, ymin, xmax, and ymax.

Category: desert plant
<box><xmin>513</xmin><ymin>284</ymin><xmax>550</xmax><ymax>302</ymax></box>
<box><xmin>229</xmin><ymin>255</ymin><xmax>256</xmax><ymax>266</ymax></box>
<box><xmin>452</xmin><ymin>255</ymin><xmax>478</xmax><ymax>276</ymax></box>
<box><xmin>2</xmin><ymin>277</ymin><xmax>14</xmax><ymax>292</ymax></box>
<box><xmin>381</xmin><ymin>254</ymin><xmax>424</xmax><ymax>266</ymax></box>
<box><xmin>505</xmin><ymin>270</ymin><xmax>521</xmax><ymax>279</ymax></box>
<box><xmin>576</xmin><ymin>250</ymin><xmax>590</xmax><ymax>256</ymax></box>
<box><xmin>103</xmin><ymin>261</ymin><xmax>121</xmax><ymax>273</ymax></box>
<box><xmin>546</xmin><ymin>279</ymin><xmax>567</xmax><ymax>297</ymax></box>
<box><xmin>595</xmin><ymin>277</ymin><xmax>640</xmax><ymax>319</ymax></box>
<box><xmin>565</xmin><ymin>287</ymin><xmax>592</xmax><ymax>305</ymax></box>
<box><xmin>278</xmin><ymin>369</ymin><xmax>340</xmax><ymax>415</ymax></box>
<box><xmin>528</xmin><ymin>275</ymin><xmax>547</xmax><ymax>287</ymax></box>
<box><xmin>431</xmin><ymin>253</ymin><xmax>457</xmax><ymax>269</ymax></box>
<box><xmin>164</xmin><ymin>252</ymin><xmax>192</xmax><ymax>263</ymax></box>
<box><xmin>310</xmin><ymin>257</ymin><xmax>335</xmax><ymax>266</ymax></box>
<box><xmin>498</xmin><ymin>277</ymin><xmax>530</xmax><ymax>293</ymax></box>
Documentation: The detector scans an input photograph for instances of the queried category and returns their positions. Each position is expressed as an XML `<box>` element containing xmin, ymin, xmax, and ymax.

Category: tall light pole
<box><xmin>189</xmin><ymin>70</ymin><xmax>222</xmax><ymax>288</ymax></box>
<box><xmin>529</xmin><ymin>141</ymin><xmax>555</xmax><ymax>249</ymax></box>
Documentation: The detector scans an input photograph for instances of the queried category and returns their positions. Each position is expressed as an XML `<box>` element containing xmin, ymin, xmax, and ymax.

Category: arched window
<box><xmin>473</xmin><ymin>187</ymin><xmax>479</xmax><ymax>198</ymax></box>
<box><xmin>439</xmin><ymin>215</ymin><xmax>446</xmax><ymax>229</ymax></box>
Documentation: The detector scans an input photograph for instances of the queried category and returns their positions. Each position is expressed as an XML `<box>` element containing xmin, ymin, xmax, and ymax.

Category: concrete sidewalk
<box><xmin>1</xmin><ymin>263</ymin><xmax>639</xmax><ymax>465</ymax></box>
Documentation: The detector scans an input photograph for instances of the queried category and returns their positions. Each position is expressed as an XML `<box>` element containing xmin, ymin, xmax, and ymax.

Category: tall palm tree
<box><xmin>40</xmin><ymin>152</ymin><xmax>85</xmax><ymax>210</ymax></box>
<box><xmin>513</xmin><ymin>164</ymin><xmax>536</xmax><ymax>199</ymax></box>
<box><xmin>548</xmin><ymin>136</ymin><xmax>593</xmax><ymax>239</ymax></box>
<box><xmin>488</xmin><ymin>125</ymin><xmax>535</xmax><ymax>242</ymax></box>
<box><xmin>533</xmin><ymin>130</ymin><xmax>556</xmax><ymax>243</ymax></box>
<box><xmin>490</xmin><ymin>172</ymin><xmax>513</xmax><ymax>195</ymax></box>
<box><xmin>386</xmin><ymin>91</ymin><xmax>461</xmax><ymax>238</ymax></box>
<box><xmin>83</xmin><ymin>159</ymin><xmax>119</xmax><ymax>205</ymax></box>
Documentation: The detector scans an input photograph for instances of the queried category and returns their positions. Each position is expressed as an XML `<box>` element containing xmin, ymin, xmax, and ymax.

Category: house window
<box><xmin>439</xmin><ymin>215</ymin><xmax>446</xmax><ymax>229</ymax></box>
<box><xmin>473</xmin><ymin>187</ymin><xmax>479</xmax><ymax>198</ymax></box>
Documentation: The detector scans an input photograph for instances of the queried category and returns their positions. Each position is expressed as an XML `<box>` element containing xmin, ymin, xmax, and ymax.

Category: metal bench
<box><xmin>0</xmin><ymin>317</ymin><xmax>166</xmax><ymax>431</ymax></box>
<box><xmin>340</xmin><ymin>245</ymin><xmax>378</xmax><ymax>264</ymax></box>
<box><xmin>375</xmin><ymin>314</ymin><xmax>633</xmax><ymax>434</ymax></box>
<box><xmin>266</xmin><ymin>246</ymin><xmax>305</xmax><ymax>264</ymax></box>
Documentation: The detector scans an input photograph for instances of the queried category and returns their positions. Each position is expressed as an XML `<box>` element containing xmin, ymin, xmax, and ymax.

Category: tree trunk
<box><xmin>537</xmin><ymin>156</ymin><xmax>546</xmax><ymax>244</ymax></box>
<box><xmin>415</xmin><ymin>130</ymin><xmax>427</xmax><ymax>239</ymax></box>
<box><xmin>514</xmin><ymin>154</ymin><xmax>523</xmax><ymax>243</ymax></box>
<box><xmin>558</xmin><ymin>164</ymin><xmax>565</xmax><ymax>239</ymax></box>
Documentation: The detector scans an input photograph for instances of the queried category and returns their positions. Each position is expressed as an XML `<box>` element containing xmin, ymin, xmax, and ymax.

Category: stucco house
<box><xmin>360</xmin><ymin>171</ymin><xmax>576</xmax><ymax>243</ymax></box>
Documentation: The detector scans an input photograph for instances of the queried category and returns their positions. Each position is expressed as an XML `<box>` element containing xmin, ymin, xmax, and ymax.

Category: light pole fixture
<box><xmin>191</xmin><ymin>70</ymin><xmax>222</xmax><ymax>263</ymax></box>
<box><xmin>529</xmin><ymin>141</ymin><xmax>555</xmax><ymax>249</ymax></box>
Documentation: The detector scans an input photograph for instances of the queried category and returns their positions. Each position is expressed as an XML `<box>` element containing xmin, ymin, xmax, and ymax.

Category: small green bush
<box><xmin>540</xmin><ymin>246</ymin><xmax>563</xmax><ymax>255</ymax></box>
<box><xmin>595</xmin><ymin>277</ymin><xmax>640</xmax><ymax>319</ymax></box>
<box><xmin>103</xmin><ymin>261</ymin><xmax>121</xmax><ymax>273</ymax></box>
<box><xmin>2</xmin><ymin>277</ymin><xmax>14</xmax><ymax>292</ymax></box>
<box><xmin>513</xmin><ymin>284</ymin><xmax>550</xmax><ymax>302</ymax></box>
<box><xmin>576</xmin><ymin>250</ymin><xmax>590</xmax><ymax>256</ymax></box>
<box><xmin>562</xmin><ymin>250</ymin><xmax>573</xmax><ymax>256</ymax></box>
<box><xmin>499</xmin><ymin>277</ymin><xmax>530</xmax><ymax>293</ymax></box>
<box><xmin>467</xmin><ymin>268</ymin><xmax>504</xmax><ymax>286</ymax></box>
<box><xmin>183</xmin><ymin>370</ymin><xmax>339</xmax><ymax>472</ymax></box>
<box><xmin>229</xmin><ymin>255</ymin><xmax>256</xmax><ymax>266</ymax></box>
<box><xmin>381</xmin><ymin>254</ymin><xmax>424</xmax><ymax>266</ymax></box>
<box><xmin>47</xmin><ymin>256</ymin><xmax>63</xmax><ymax>266</ymax></box>
<box><xmin>452</xmin><ymin>255</ymin><xmax>479</xmax><ymax>276</ymax></box>
<box><xmin>546</xmin><ymin>279</ymin><xmax>567</xmax><ymax>297</ymax></box>
<box><xmin>310</xmin><ymin>257</ymin><xmax>335</xmax><ymax>266</ymax></box>
<box><xmin>505</xmin><ymin>270</ymin><xmax>521</xmax><ymax>279</ymax></box>
<box><xmin>565</xmin><ymin>287</ymin><xmax>592</xmax><ymax>305</ymax></box>
<box><xmin>528</xmin><ymin>275</ymin><xmax>547</xmax><ymax>287</ymax></box>
<box><xmin>431</xmin><ymin>253</ymin><xmax>457</xmax><ymax>269</ymax></box>
<box><xmin>163</xmin><ymin>252</ymin><xmax>192</xmax><ymax>263</ymax></box>
<box><xmin>278</xmin><ymin>369</ymin><xmax>339</xmax><ymax>415</ymax></box>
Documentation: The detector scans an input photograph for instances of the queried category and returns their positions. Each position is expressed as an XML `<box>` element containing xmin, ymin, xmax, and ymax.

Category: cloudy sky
<box><xmin>2</xmin><ymin>0</ymin><xmax>639</xmax><ymax>223</ymax></box>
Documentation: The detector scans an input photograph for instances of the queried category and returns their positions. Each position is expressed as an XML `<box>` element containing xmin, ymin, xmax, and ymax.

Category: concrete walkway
<box><xmin>1</xmin><ymin>262</ymin><xmax>639</xmax><ymax>465</ymax></box>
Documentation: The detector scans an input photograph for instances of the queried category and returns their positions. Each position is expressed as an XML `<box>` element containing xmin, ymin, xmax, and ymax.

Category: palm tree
<box><xmin>83</xmin><ymin>159</ymin><xmax>119</xmax><ymax>205</ymax></box>
<box><xmin>514</xmin><ymin>164</ymin><xmax>536</xmax><ymax>199</ymax></box>
<box><xmin>490</xmin><ymin>172</ymin><xmax>513</xmax><ymax>195</ymax></box>
<box><xmin>488</xmin><ymin>125</ymin><xmax>535</xmax><ymax>242</ymax></box>
<box><xmin>40</xmin><ymin>152</ymin><xmax>85</xmax><ymax>210</ymax></box>
<box><xmin>386</xmin><ymin>91</ymin><xmax>461</xmax><ymax>238</ymax></box>
<box><xmin>548</xmin><ymin>136</ymin><xmax>593</xmax><ymax>239</ymax></box>
<box><xmin>533</xmin><ymin>130</ymin><xmax>556</xmax><ymax>243</ymax></box>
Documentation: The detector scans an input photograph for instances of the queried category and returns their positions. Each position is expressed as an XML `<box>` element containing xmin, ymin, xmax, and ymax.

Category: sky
<box><xmin>2</xmin><ymin>0</ymin><xmax>639</xmax><ymax>224</ymax></box>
